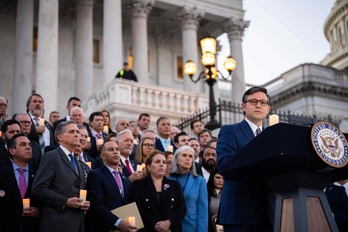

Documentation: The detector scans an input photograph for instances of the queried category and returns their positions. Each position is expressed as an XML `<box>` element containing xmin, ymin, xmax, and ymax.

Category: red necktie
<box><xmin>125</xmin><ymin>159</ymin><xmax>132</xmax><ymax>174</ymax></box>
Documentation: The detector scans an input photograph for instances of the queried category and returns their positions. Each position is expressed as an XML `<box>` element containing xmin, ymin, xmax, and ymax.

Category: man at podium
<box><xmin>217</xmin><ymin>87</ymin><xmax>273</xmax><ymax>232</ymax></box>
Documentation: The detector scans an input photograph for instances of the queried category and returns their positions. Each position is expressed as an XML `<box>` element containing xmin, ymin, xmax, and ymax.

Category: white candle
<box><xmin>97</xmin><ymin>138</ymin><xmax>103</xmax><ymax>145</ymax></box>
<box><xmin>87</xmin><ymin>137</ymin><xmax>91</xmax><ymax>142</ymax></box>
<box><xmin>133</xmin><ymin>139</ymin><xmax>138</xmax><ymax>145</ymax></box>
<box><xmin>0</xmin><ymin>131</ymin><xmax>2</xmax><ymax>137</ymax></box>
<box><xmin>136</xmin><ymin>164</ymin><xmax>143</xmax><ymax>172</ymax></box>
<box><xmin>103</xmin><ymin>126</ymin><xmax>109</xmax><ymax>134</ymax></box>
<box><xmin>269</xmin><ymin>114</ymin><xmax>279</xmax><ymax>126</ymax></box>
<box><xmin>80</xmin><ymin>190</ymin><xmax>87</xmax><ymax>204</ymax></box>
<box><xmin>22</xmin><ymin>198</ymin><xmax>30</xmax><ymax>209</ymax></box>
<box><xmin>39</xmin><ymin>118</ymin><xmax>45</xmax><ymax>126</ymax></box>
<box><xmin>128</xmin><ymin>216</ymin><xmax>136</xmax><ymax>226</ymax></box>
<box><xmin>85</xmin><ymin>162</ymin><xmax>92</xmax><ymax>169</ymax></box>
<box><xmin>167</xmin><ymin>145</ymin><xmax>173</xmax><ymax>152</ymax></box>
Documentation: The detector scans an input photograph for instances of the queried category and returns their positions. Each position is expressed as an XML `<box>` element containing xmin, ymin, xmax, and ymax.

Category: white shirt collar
<box><xmin>244</xmin><ymin>118</ymin><xmax>262</xmax><ymax>136</ymax></box>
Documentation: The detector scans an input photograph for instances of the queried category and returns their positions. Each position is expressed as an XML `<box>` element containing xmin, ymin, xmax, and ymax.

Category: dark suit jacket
<box><xmin>325</xmin><ymin>183</ymin><xmax>348</xmax><ymax>231</ymax></box>
<box><xmin>155</xmin><ymin>137</ymin><xmax>174</xmax><ymax>152</ymax></box>
<box><xmin>120</xmin><ymin>157</ymin><xmax>138</xmax><ymax>177</ymax></box>
<box><xmin>0</xmin><ymin>140</ymin><xmax>41</xmax><ymax>171</ymax></box>
<box><xmin>32</xmin><ymin>146</ymin><xmax>86</xmax><ymax>232</ymax></box>
<box><xmin>130</xmin><ymin>176</ymin><xmax>186</xmax><ymax>232</ymax></box>
<box><xmin>86</xmin><ymin>165</ymin><xmax>131</xmax><ymax>232</ymax></box>
<box><xmin>28</xmin><ymin>117</ymin><xmax>55</xmax><ymax>147</ymax></box>
<box><xmin>0</xmin><ymin>164</ymin><xmax>41</xmax><ymax>232</ymax></box>
<box><xmin>86</xmin><ymin>131</ymin><xmax>107</xmax><ymax>158</ymax></box>
<box><xmin>217</xmin><ymin>119</ymin><xmax>268</xmax><ymax>226</ymax></box>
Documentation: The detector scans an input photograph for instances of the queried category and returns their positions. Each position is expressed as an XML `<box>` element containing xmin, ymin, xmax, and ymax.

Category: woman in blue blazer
<box><xmin>170</xmin><ymin>145</ymin><xmax>208</xmax><ymax>232</ymax></box>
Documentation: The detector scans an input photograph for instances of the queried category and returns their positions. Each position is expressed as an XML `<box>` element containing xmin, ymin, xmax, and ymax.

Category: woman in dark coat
<box><xmin>131</xmin><ymin>150</ymin><xmax>186</xmax><ymax>232</ymax></box>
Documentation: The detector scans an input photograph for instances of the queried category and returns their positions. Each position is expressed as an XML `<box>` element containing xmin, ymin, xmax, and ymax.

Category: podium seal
<box><xmin>311</xmin><ymin>122</ymin><xmax>348</xmax><ymax>168</ymax></box>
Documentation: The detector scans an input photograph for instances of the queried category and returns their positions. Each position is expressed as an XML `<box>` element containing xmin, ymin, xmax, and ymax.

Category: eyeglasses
<box><xmin>0</xmin><ymin>103</ymin><xmax>7</xmax><ymax>108</ymax></box>
<box><xmin>143</xmin><ymin>143</ymin><xmax>154</xmax><ymax>148</ymax></box>
<box><xmin>19</xmin><ymin>121</ymin><xmax>32</xmax><ymax>125</ymax></box>
<box><xmin>245</xmin><ymin>99</ymin><xmax>269</xmax><ymax>107</ymax></box>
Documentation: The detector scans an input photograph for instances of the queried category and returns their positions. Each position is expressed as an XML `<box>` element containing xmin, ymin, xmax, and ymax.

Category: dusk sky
<box><xmin>218</xmin><ymin>0</ymin><xmax>335</xmax><ymax>85</ymax></box>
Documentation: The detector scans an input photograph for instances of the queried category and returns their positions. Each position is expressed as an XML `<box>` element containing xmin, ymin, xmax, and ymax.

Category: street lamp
<box><xmin>184</xmin><ymin>33</ymin><xmax>237</xmax><ymax>130</ymax></box>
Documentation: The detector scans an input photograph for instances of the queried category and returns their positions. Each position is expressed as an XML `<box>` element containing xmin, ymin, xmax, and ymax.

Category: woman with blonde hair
<box><xmin>134</xmin><ymin>136</ymin><xmax>155</xmax><ymax>164</ymax></box>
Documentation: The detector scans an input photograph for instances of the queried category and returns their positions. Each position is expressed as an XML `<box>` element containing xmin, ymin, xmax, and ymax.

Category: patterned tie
<box><xmin>125</xmin><ymin>159</ymin><xmax>132</xmax><ymax>174</ymax></box>
<box><xmin>17</xmin><ymin>168</ymin><xmax>27</xmax><ymax>198</ymax></box>
<box><xmin>34</xmin><ymin>118</ymin><xmax>46</xmax><ymax>153</ymax></box>
<box><xmin>68</xmin><ymin>154</ymin><xmax>78</xmax><ymax>173</ymax></box>
<box><xmin>256</xmin><ymin>128</ymin><xmax>262</xmax><ymax>136</ymax></box>
<box><xmin>113</xmin><ymin>170</ymin><xmax>124</xmax><ymax>198</ymax></box>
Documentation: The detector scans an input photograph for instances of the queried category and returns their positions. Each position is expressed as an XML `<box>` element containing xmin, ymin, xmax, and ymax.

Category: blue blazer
<box><xmin>155</xmin><ymin>138</ymin><xmax>174</xmax><ymax>152</ymax></box>
<box><xmin>216</xmin><ymin>119</ymin><xmax>268</xmax><ymax>225</ymax></box>
<box><xmin>170</xmin><ymin>174</ymin><xmax>208</xmax><ymax>232</ymax></box>
<box><xmin>86</xmin><ymin>165</ymin><xmax>131</xmax><ymax>232</ymax></box>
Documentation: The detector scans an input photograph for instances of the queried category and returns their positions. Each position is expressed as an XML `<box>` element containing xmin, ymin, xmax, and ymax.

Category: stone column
<box><xmin>154</xmin><ymin>27</ymin><xmax>173</xmax><ymax>87</ymax></box>
<box><xmin>225</xmin><ymin>17</ymin><xmax>249</xmax><ymax>103</ymax></box>
<box><xmin>103</xmin><ymin>0</ymin><xmax>122</xmax><ymax>86</ymax></box>
<box><xmin>176</xmin><ymin>6</ymin><xmax>204</xmax><ymax>93</ymax></box>
<box><xmin>36</xmin><ymin>0</ymin><xmax>59</xmax><ymax>115</ymax></box>
<box><xmin>130</xmin><ymin>0</ymin><xmax>153</xmax><ymax>84</ymax></box>
<box><xmin>12</xmin><ymin>0</ymin><xmax>34</xmax><ymax>114</ymax></box>
<box><xmin>75</xmin><ymin>0</ymin><xmax>94</xmax><ymax>102</ymax></box>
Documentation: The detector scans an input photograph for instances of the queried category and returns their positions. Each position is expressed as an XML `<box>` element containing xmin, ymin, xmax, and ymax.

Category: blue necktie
<box><xmin>68</xmin><ymin>154</ymin><xmax>77</xmax><ymax>173</ymax></box>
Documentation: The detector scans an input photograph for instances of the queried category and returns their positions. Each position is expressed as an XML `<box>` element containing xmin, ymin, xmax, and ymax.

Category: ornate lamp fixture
<box><xmin>183</xmin><ymin>33</ymin><xmax>237</xmax><ymax>130</ymax></box>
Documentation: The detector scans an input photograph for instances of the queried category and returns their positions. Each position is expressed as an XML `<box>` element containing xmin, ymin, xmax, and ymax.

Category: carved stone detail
<box><xmin>224</xmin><ymin>17</ymin><xmax>250</xmax><ymax>40</ymax></box>
<box><xmin>129</xmin><ymin>0</ymin><xmax>153</xmax><ymax>19</ymax></box>
<box><xmin>175</xmin><ymin>6</ymin><xmax>204</xmax><ymax>29</ymax></box>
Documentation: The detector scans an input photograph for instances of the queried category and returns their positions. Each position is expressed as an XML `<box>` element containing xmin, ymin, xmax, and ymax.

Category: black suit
<box><xmin>0</xmin><ymin>164</ymin><xmax>41</xmax><ymax>232</ymax></box>
<box><xmin>130</xmin><ymin>176</ymin><xmax>186</xmax><ymax>231</ymax></box>
<box><xmin>325</xmin><ymin>183</ymin><xmax>348</xmax><ymax>231</ymax></box>
<box><xmin>86</xmin><ymin>165</ymin><xmax>131</xmax><ymax>232</ymax></box>
<box><xmin>86</xmin><ymin>131</ymin><xmax>107</xmax><ymax>158</ymax></box>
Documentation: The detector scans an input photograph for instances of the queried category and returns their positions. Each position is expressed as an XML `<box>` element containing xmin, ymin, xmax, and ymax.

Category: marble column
<box><xmin>36</xmin><ymin>0</ymin><xmax>59</xmax><ymax>116</ymax></box>
<box><xmin>224</xmin><ymin>17</ymin><xmax>249</xmax><ymax>103</ymax></box>
<box><xmin>154</xmin><ymin>27</ymin><xmax>173</xmax><ymax>87</ymax></box>
<box><xmin>130</xmin><ymin>0</ymin><xmax>153</xmax><ymax>84</ymax></box>
<box><xmin>103</xmin><ymin>0</ymin><xmax>123</xmax><ymax>86</ymax></box>
<box><xmin>75</xmin><ymin>0</ymin><xmax>94</xmax><ymax>102</ymax></box>
<box><xmin>176</xmin><ymin>6</ymin><xmax>204</xmax><ymax>93</ymax></box>
<box><xmin>12</xmin><ymin>0</ymin><xmax>34</xmax><ymax>115</ymax></box>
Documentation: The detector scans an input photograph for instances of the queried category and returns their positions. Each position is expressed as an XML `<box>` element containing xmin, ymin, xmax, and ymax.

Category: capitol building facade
<box><xmin>0</xmin><ymin>0</ymin><xmax>347</xmax><ymax>132</ymax></box>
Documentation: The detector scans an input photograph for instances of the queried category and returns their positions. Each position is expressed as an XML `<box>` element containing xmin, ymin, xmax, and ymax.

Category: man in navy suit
<box><xmin>86</xmin><ymin>141</ymin><xmax>137</xmax><ymax>232</ymax></box>
<box><xmin>0</xmin><ymin>134</ymin><xmax>41</xmax><ymax>232</ymax></box>
<box><xmin>87</xmin><ymin>112</ymin><xmax>107</xmax><ymax>158</ymax></box>
<box><xmin>115</xmin><ymin>129</ymin><xmax>143</xmax><ymax>182</ymax></box>
<box><xmin>217</xmin><ymin>87</ymin><xmax>273</xmax><ymax>232</ymax></box>
<box><xmin>155</xmin><ymin>116</ymin><xmax>175</xmax><ymax>152</ymax></box>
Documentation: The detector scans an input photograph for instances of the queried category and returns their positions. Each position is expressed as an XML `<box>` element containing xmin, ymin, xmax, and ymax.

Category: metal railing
<box><xmin>174</xmin><ymin>99</ymin><xmax>341</xmax><ymax>137</ymax></box>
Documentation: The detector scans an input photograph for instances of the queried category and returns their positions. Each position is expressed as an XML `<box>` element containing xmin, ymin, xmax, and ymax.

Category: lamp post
<box><xmin>184</xmin><ymin>34</ymin><xmax>236</xmax><ymax>130</ymax></box>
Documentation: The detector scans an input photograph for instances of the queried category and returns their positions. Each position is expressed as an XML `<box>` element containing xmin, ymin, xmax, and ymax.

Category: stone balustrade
<box><xmin>83</xmin><ymin>78</ymin><xmax>209</xmax><ymax>129</ymax></box>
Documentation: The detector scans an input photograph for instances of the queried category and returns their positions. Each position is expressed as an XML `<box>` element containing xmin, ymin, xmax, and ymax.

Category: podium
<box><xmin>225</xmin><ymin>123</ymin><xmax>348</xmax><ymax>232</ymax></box>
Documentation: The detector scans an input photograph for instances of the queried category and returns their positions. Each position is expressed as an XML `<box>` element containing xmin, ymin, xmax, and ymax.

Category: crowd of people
<box><xmin>0</xmin><ymin>86</ymin><xmax>347</xmax><ymax>232</ymax></box>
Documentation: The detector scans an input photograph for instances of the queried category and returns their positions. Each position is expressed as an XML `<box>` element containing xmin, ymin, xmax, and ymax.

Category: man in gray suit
<box><xmin>32</xmin><ymin>120</ymin><xmax>90</xmax><ymax>232</ymax></box>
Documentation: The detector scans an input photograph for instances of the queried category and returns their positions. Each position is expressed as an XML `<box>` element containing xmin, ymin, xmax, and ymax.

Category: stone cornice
<box><xmin>270</xmin><ymin>80</ymin><xmax>348</xmax><ymax>108</ymax></box>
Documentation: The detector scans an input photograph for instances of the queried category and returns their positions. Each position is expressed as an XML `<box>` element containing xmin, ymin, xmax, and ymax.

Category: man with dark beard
<box><xmin>196</xmin><ymin>146</ymin><xmax>217</xmax><ymax>183</ymax></box>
